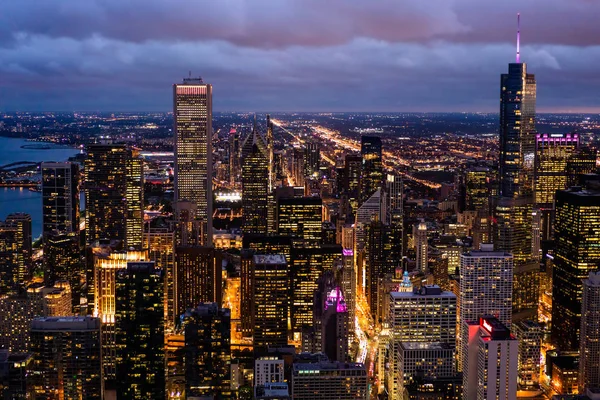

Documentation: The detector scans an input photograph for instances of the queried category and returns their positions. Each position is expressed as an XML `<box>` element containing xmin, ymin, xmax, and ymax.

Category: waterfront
<box><xmin>0</xmin><ymin>137</ymin><xmax>80</xmax><ymax>238</ymax></box>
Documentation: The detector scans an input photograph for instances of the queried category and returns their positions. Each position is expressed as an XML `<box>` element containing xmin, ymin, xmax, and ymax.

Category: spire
<box><xmin>516</xmin><ymin>13</ymin><xmax>521</xmax><ymax>63</ymax></box>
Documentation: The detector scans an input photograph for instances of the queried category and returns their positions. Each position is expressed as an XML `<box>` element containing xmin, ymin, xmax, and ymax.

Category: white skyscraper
<box><xmin>414</xmin><ymin>221</ymin><xmax>428</xmax><ymax>272</ymax></box>
<box><xmin>388</xmin><ymin>285</ymin><xmax>456</xmax><ymax>400</ymax></box>
<box><xmin>579</xmin><ymin>271</ymin><xmax>600</xmax><ymax>392</ymax></box>
<box><xmin>463</xmin><ymin>316</ymin><xmax>518</xmax><ymax>400</ymax></box>
<box><xmin>173</xmin><ymin>77</ymin><xmax>213</xmax><ymax>245</ymax></box>
<box><xmin>459</xmin><ymin>244</ymin><xmax>513</xmax><ymax>370</ymax></box>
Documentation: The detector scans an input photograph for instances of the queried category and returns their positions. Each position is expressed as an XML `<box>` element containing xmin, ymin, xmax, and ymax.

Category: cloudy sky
<box><xmin>1</xmin><ymin>0</ymin><xmax>599</xmax><ymax>112</ymax></box>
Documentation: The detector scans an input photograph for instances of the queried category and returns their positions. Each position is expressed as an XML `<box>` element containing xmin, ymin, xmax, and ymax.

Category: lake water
<box><xmin>0</xmin><ymin>137</ymin><xmax>81</xmax><ymax>238</ymax></box>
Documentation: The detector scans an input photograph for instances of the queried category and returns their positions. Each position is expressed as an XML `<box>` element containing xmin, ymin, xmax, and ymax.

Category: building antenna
<box><xmin>516</xmin><ymin>13</ymin><xmax>521</xmax><ymax>63</ymax></box>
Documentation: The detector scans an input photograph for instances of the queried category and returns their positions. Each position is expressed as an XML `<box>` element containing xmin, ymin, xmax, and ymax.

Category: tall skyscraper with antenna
<box><xmin>494</xmin><ymin>15</ymin><xmax>538</xmax><ymax>321</ymax></box>
<box><xmin>173</xmin><ymin>77</ymin><xmax>213</xmax><ymax>245</ymax></box>
<box><xmin>499</xmin><ymin>14</ymin><xmax>537</xmax><ymax>199</ymax></box>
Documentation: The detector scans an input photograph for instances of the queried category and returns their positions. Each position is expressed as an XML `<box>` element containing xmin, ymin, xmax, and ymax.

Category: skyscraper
<box><xmin>579</xmin><ymin>271</ymin><xmax>600</xmax><ymax>392</ymax></box>
<box><xmin>552</xmin><ymin>188</ymin><xmax>600</xmax><ymax>350</ymax></box>
<box><xmin>0</xmin><ymin>214</ymin><xmax>32</xmax><ymax>293</ymax></box>
<box><xmin>360</xmin><ymin>136</ymin><xmax>383</xmax><ymax>205</ymax></box>
<box><xmin>30</xmin><ymin>316</ymin><xmax>102</xmax><ymax>399</ymax></box>
<box><xmin>321</xmin><ymin>286</ymin><xmax>349</xmax><ymax>363</ymax></box>
<box><xmin>458</xmin><ymin>245</ymin><xmax>513</xmax><ymax>370</ymax></box>
<box><xmin>115</xmin><ymin>261</ymin><xmax>165</xmax><ymax>399</ymax></box>
<box><xmin>304</xmin><ymin>142</ymin><xmax>320</xmax><ymax>176</ymax></box>
<box><xmin>365</xmin><ymin>221</ymin><xmax>395</xmax><ymax>322</ymax></box>
<box><xmin>534</xmin><ymin>133</ymin><xmax>580</xmax><ymax>241</ymax></box>
<box><xmin>173</xmin><ymin>77</ymin><xmax>213</xmax><ymax>245</ymax></box>
<box><xmin>499</xmin><ymin>37</ymin><xmax>536</xmax><ymax>199</ymax></box>
<box><xmin>292</xmin><ymin>359</ymin><xmax>368</xmax><ymax>400</ymax></box>
<box><xmin>182</xmin><ymin>303</ymin><xmax>232</xmax><ymax>399</ymax></box>
<box><xmin>43</xmin><ymin>231</ymin><xmax>81</xmax><ymax>300</ymax></box>
<box><xmin>344</xmin><ymin>154</ymin><xmax>362</xmax><ymax>213</ymax></box>
<box><xmin>41</xmin><ymin>162</ymin><xmax>80</xmax><ymax>237</ymax></box>
<box><xmin>276</xmin><ymin>196</ymin><xmax>323</xmax><ymax>245</ymax></box>
<box><xmin>266</xmin><ymin>115</ymin><xmax>275</xmax><ymax>192</ymax></box>
<box><xmin>388</xmin><ymin>285</ymin><xmax>457</xmax><ymax>399</ymax></box>
<box><xmin>125</xmin><ymin>150</ymin><xmax>144</xmax><ymax>249</ymax></box>
<box><xmin>241</xmin><ymin>126</ymin><xmax>269</xmax><ymax>235</ymax></box>
<box><xmin>85</xmin><ymin>144</ymin><xmax>142</xmax><ymax>247</ymax></box>
<box><xmin>513</xmin><ymin>320</ymin><xmax>542</xmax><ymax>389</ymax></box>
<box><xmin>253</xmin><ymin>254</ymin><xmax>288</xmax><ymax>348</ymax></box>
<box><xmin>414</xmin><ymin>221</ymin><xmax>428</xmax><ymax>272</ymax></box>
<box><xmin>146</xmin><ymin>223</ymin><xmax>176</xmax><ymax>331</ymax></box>
<box><xmin>174</xmin><ymin>246</ymin><xmax>222</xmax><ymax>320</ymax></box>
<box><xmin>462</xmin><ymin>316</ymin><xmax>518</xmax><ymax>400</ymax></box>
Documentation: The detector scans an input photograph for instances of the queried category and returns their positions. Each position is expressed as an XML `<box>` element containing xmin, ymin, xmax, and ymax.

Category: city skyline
<box><xmin>3</xmin><ymin>1</ymin><xmax>600</xmax><ymax>113</ymax></box>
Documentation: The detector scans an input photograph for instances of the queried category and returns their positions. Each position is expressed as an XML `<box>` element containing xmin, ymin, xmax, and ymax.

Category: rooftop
<box><xmin>253</xmin><ymin>254</ymin><xmax>287</xmax><ymax>265</ymax></box>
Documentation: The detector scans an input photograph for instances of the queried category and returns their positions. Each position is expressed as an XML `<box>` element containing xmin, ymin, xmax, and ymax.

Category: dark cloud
<box><xmin>0</xmin><ymin>0</ymin><xmax>599</xmax><ymax>111</ymax></box>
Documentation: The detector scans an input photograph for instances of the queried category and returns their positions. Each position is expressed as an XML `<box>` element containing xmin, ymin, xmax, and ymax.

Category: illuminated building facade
<box><xmin>277</xmin><ymin>196</ymin><xmax>322</xmax><ymax>246</ymax></box>
<box><xmin>253</xmin><ymin>254</ymin><xmax>288</xmax><ymax>348</ymax></box>
<box><xmin>499</xmin><ymin>62</ymin><xmax>536</xmax><ymax>199</ymax></box>
<box><xmin>85</xmin><ymin>144</ymin><xmax>129</xmax><ymax>244</ymax></box>
<box><xmin>291</xmin><ymin>360</ymin><xmax>368</xmax><ymax>400</ymax></box>
<box><xmin>512</xmin><ymin>320</ymin><xmax>542</xmax><ymax>389</ymax></box>
<box><xmin>463</xmin><ymin>166</ymin><xmax>492</xmax><ymax>212</ymax></box>
<box><xmin>388</xmin><ymin>286</ymin><xmax>457</xmax><ymax>399</ymax></box>
<box><xmin>125</xmin><ymin>151</ymin><xmax>144</xmax><ymax>249</ymax></box>
<box><xmin>303</xmin><ymin>142</ymin><xmax>320</xmax><ymax>176</ymax></box>
<box><xmin>0</xmin><ymin>213</ymin><xmax>32</xmax><ymax>293</ymax></box>
<box><xmin>462</xmin><ymin>316</ymin><xmax>518</xmax><ymax>400</ymax></box>
<box><xmin>360</xmin><ymin>135</ymin><xmax>383</xmax><ymax>206</ymax></box>
<box><xmin>92</xmin><ymin>248</ymin><xmax>149</xmax><ymax>382</ymax></box>
<box><xmin>566</xmin><ymin>146</ymin><xmax>598</xmax><ymax>187</ymax></box>
<box><xmin>173</xmin><ymin>77</ymin><xmax>213</xmax><ymax>245</ymax></box>
<box><xmin>174</xmin><ymin>246</ymin><xmax>222</xmax><ymax>321</ymax></box>
<box><xmin>321</xmin><ymin>287</ymin><xmax>349</xmax><ymax>362</ymax></box>
<box><xmin>30</xmin><ymin>317</ymin><xmax>102</xmax><ymax>399</ymax></box>
<box><xmin>229</xmin><ymin>128</ymin><xmax>240</xmax><ymax>186</ymax></box>
<box><xmin>0</xmin><ymin>350</ymin><xmax>33</xmax><ymax>399</ymax></box>
<box><xmin>290</xmin><ymin>244</ymin><xmax>342</xmax><ymax>336</ymax></box>
<box><xmin>578</xmin><ymin>271</ymin><xmax>600</xmax><ymax>392</ymax></box>
<box><xmin>344</xmin><ymin>154</ymin><xmax>362</xmax><ymax>213</ymax></box>
<box><xmin>43</xmin><ymin>231</ymin><xmax>81</xmax><ymax>307</ymax></box>
<box><xmin>459</xmin><ymin>245</ymin><xmax>513</xmax><ymax>370</ymax></box>
<box><xmin>182</xmin><ymin>303</ymin><xmax>231</xmax><ymax>399</ymax></box>
<box><xmin>552</xmin><ymin>188</ymin><xmax>600</xmax><ymax>350</ymax></box>
<box><xmin>397</xmin><ymin>342</ymin><xmax>455</xmax><ymax>396</ymax></box>
<box><xmin>414</xmin><ymin>221</ymin><xmax>428</xmax><ymax>273</ymax></box>
<box><xmin>115</xmin><ymin>262</ymin><xmax>164</xmax><ymax>399</ymax></box>
<box><xmin>241</xmin><ymin>127</ymin><xmax>269</xmax><ymax>235</ymax></box>
<box><xmin>41</xmin><ymin>162</ymin><xmax>79</xmax><ymax>237</ymax></box>
<box><xmin>365</xmin><ymin>221</ymin><xmax>395</xmax><ymax>322</ymax></box>
<box><xmin>146</xmin><ymin>224</ymin><xmax>175</xmax><ymax>330</ymax></box>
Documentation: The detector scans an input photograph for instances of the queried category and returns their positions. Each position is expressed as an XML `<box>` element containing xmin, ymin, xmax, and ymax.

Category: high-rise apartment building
<box><xmin>458</xmin><ymin>245</ymin><xmax>513</xmax><ymax>370</ymax></box>
<box><xmin>360</xmin><ymin>136</ymin><xmax>383</xmax><ymax>205</ymax></box>
<box><xmin>115</xmin><ymin>262</ymin><xmax>165</xmax><ymax>399</ymax></box>
<box><xmin>241</xmin><ymin>127</ymin><xmax>269</xmax><ymax>235</ymax></box>
<box><xmin>253</xmin><ymin>254</ymin><xmax>288</xmax><ymax>348</ymax></box>
<box><xmin>182</xmin><ymin>303</ymin><xmax>231</xmax><ymax>399</ymax></box>
<box><xmin>41</xmin><ymin>162</ymin><xmax>79</xmax><ymax>237</ymax></box>
<box><xmin>173</xmin><ymin>77</ymin><xmax>213</xmax><ymax>245</ymax></box>
<box><xmin>552</xmin><ymin>188</ymin><xmax>600</xmax><ymax>350</ymax></box>
<box><xmin>462</xmin><ymin>316</ymin><xmax>518</xmax><ymax>400</ymax></box>
<box><xmin>0</xmin><ymin>213</ymin><xmax>32</xmax><ymax>293</ymax></box>
<box><xmin>30</xmin><ymin>316</ymin><xmax>102</xmax><ymax>399</ymax></box>
<box><xmin>578</xmin><ymin>271</ymin><xmax>600</xmax><ymax>392</ymax></box>
<box><xmin>174</xmin><ymin>246</ymin><xmax>222</xmax><ymax>320</ymax></box>
<box><xmin>85</xmin><ymin>144</ymin><xmax>143</xmax><ymax>248</ymax></box>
